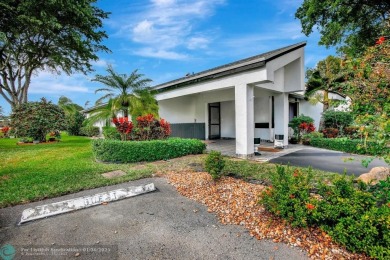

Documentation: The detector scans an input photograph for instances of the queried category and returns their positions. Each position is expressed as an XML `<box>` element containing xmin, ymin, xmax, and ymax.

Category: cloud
<box><xmin>29</xmin><ymin>71</ymin><xmax>90</xmax><ymax>95</ymax></box>
<box><xmin>134</xmin><ymin>48</ymin><xmax>188</xmax><ymax>60</ymax></box>
<box><xmin>187</xmin><ymin>37</ymin><xmax>209</xmax><ymax>50</ymax></box>
<box><xmin>116</xmin><ymin>0</ymin><xmax>225</xmax><ymax>59</ymax></box>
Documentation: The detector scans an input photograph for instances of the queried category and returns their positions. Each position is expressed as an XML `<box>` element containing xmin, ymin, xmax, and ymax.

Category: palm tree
<box><xmin>93</xmin><ymin>65</ymin><xmax>156</xmax><ymax>118</ymax></box>
<box><xmin>58</xmin><ymin>96</ymin><xmax>83</xmax><ymax>115</ymax></box>
<box><xmin>305</xmin><ymin>55</ymin><xmax>346</xmax><ymax>129</ymax></box>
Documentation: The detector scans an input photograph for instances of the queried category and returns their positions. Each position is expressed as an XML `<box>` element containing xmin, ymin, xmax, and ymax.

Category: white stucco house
<box><xmin>84</xmin><ymin>42</ymin><xmax>331</xmax><ymax>158</ymax></box>
<box><xmin>154</xmin><ymin>42</ymin><xmax>307</xmax><ymax>157</ymax></box>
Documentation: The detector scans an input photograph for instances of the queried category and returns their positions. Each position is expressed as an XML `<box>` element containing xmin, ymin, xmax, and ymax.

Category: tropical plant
<box><xmin>288</xmin><ymin>114</ymin><xmax>315</xmax><ymax>142</ymax></box>
<box><xmin>305</xmin><ymin>56</ymin><xmax>347</xmax><ymax>130</ymax></box>
<box><xmin>132</xmin><ymin>114</ymin><xmax>171</xmax><ymax>141</ymax></box>
<box><xmin>10</xmin><ymin>98</ymin><xmax>65</xmax><ymax>141</ymax></box>
<box><xmin>92</xmin><ymin>65</ymin><xmax>158</xmax><ymax>119</ymax></box>
<box><xmin>57</xmin><ymin>96</ymin><xmax>84</xmax><ymax>135</ymax></box>
<box><xmin>0</xmin><ymin>0</ymin><xmax>109</xmax><ymax>109</ymax></box>
<box><xmin>112</xmin><ymin>117</ymin><xmax>133</xmax><ymax>141</ymax></box>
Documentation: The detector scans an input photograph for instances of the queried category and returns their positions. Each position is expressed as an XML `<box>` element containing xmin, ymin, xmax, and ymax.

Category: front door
<box><xmin>208</xmin><ymin>102</ymin><xmax>221</xmax><ymax>139</ymax></box>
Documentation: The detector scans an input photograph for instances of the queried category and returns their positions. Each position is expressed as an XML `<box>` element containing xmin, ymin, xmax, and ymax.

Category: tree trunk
<box><xmin>319</xmin><ymin>91</ymin><xmax>330</xmax><ymax>131</ymax></box>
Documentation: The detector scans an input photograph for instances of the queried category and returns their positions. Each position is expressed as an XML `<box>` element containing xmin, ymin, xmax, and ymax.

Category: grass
<box><xmin>0</xmin><ymin>134</ymin><xmax>154</xmax><ymax>208</ymax></box>
<box><xmin>0</xmin><ymin>134</ymin><xmax>342</xmax><ymax>208</ymax></box>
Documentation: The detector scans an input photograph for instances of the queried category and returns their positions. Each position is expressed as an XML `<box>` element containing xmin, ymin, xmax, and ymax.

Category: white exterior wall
<box><xmin>220</xmin><ymin>101</ymin><xmax>235</xmax><ymax>138</ymax></box>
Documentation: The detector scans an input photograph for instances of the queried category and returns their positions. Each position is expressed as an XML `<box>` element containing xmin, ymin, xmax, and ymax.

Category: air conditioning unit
<box><xmin>274</xmin><ymin>134</ymin><xmax>284</xmax><ymax>148</ymax></box>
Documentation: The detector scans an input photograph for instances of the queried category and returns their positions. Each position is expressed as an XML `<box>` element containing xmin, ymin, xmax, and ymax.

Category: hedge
<box><xmin>80</xmin><ymin>126</ymin><xmax>100</xmax><ymax>137</ymax></box>
<box><xmin>310</xmin><ymin>138</ymin><xmax>388</xmax><ymax>156</ymax></box>
<box><xmin>92</xmin><ymin>138</ymin><xmax>206</xmax><ymax>163</ymax></box>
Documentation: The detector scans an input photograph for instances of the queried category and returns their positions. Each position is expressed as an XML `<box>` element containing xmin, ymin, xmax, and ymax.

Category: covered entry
<box><xmin>155</xmin><ymin>42</ymin><xmax>306</xmax><ymax>158</ymax></box>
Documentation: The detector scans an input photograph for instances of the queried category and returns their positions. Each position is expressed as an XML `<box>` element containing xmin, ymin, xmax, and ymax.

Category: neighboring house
<box><xmin>84</xmin><ymin>42</ymin><xmax>333</xmax><ymax>158</ymax></box>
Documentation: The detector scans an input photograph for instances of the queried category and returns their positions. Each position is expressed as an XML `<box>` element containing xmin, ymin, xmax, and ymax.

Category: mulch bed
<box><xmin>164</xmin><ymin>170</ymin><xmax>369</xmax><ymax>260</ymax></box>
<box><xmin>258</xmin><ymin>147</ymin><xmax>281</xmax><ymax>152</ymax></box>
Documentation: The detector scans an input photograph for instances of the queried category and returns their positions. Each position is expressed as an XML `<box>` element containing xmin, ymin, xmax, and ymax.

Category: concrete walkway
<box><xmin>0</xmin><ymin>178</ymin><xmax>307</xmax><ymax>260</ymax></box>
<box><xmin>206</xmin><ymin>139</ymin><xmax>306</xmax><ymax>162</ymax></box>
<box><xmin>269</xmin><ymin>147</ymin><xmax>388</xmax><ymax>176</ymax></box>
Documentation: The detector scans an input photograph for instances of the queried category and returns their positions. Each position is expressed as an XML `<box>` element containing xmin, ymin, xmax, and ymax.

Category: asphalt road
<box><xmin>269</xmin><ymin>147</ymin><xmax>388</xmax><ymax>176</ymax></box>
<box><xmin>0</xmin><ymin>178</ymin><xmax>307</xmax><ymax>260</ymax></box>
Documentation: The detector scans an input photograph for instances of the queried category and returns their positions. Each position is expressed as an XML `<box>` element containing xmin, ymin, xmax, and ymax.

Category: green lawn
<box><xmin>0</xmin><ymin>134</ymin><xmax>154</xmax><ymax>208</ymax></box>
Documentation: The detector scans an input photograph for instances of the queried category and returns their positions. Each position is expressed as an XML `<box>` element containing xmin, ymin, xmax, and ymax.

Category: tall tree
<box><xmin>305</xmin><ymin>56</ymin><xmax>346</xmax><ymax>130</ymax></box>
<box><xmin>342</xmin><ymin>37</ymin><xmax>389</xmax><ymax>163</ymax></box>
<box><xmin>93</xmin><ymin>65</ymin><xmax>158</xmax><ymax>118</ymax></box>
<box><xmin>295</xmin><ymin>0</ymin><xmax>390</xmax><ymax>56</ymax></box>
<box><xmin>0</xmin><ymin>0</ymin><xmax>110</xmax><ymax>109</ymax></box>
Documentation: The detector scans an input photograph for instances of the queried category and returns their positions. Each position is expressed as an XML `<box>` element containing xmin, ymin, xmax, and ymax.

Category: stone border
<box><xmin>20</xmin><ymin>183</ymin><xmax>156</xmax><ymax>224</ymax></box>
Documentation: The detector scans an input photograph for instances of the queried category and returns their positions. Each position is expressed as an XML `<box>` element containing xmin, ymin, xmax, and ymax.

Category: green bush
<box><xmin>205</xmin><ymin>150</ymin><xmax>225</xmax><ymax>180</ymax></box>
<box><xmin>92</xmin><ymin>138</ymin><xmax>206</xmax><ymax>163</ymax></box>
<box><xmin>102</xmin><ymin>126</ymin><xmax>121</xmax><ymax>140</ymax></box>
<box><xmin>10</xmin><ymin>98</ymin><xmax>65</xmax><ymax>141</ymax></box>
<box><xmin>368</xmin><ymin>177</ymin><xmax>390</xmax><ymax>206</ymax></box>
<box><xmin>260</xmin><ymin>166</ymin><xmax>316</xmax><ymax>227</ymax></box>
<box><xmin>288</xmin><ymin>114</ymin><xmax>315</xmax><ymax>140</ymax></box>
<box><xmin>260</xmin><ymin>170</ymin><xmax>390</xmax><ymax>259</ymax></box>
<box><xmin>323</xmin><ymin>110</ymin><xmax>354</xmax><ymax>133</ymax></box>
<box><xmin>80</xmin><ymin>126</ymin><xmax>100</xmax><ymax>137</ymax></box>
<box><xmin>314</xmin><ymin>176</ymin><xmax>389</xmax><ymax>258</ymax></box>
<box><xmin>302</xmin><ymin>131</ymin><xmax>324</xmax><ymax>145</ymax></box>
<box><xmin>310</xmin><ymin>137</ymin><xmax>388</xmax><ymax>156</ymax></box>
<box><xmin>66</xmin><ymin>111</ymin><xmax>85</xmax><ymax>136</ymax></box>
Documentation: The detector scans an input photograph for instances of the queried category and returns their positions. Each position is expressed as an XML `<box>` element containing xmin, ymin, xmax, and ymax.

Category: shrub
<box><xmin>314</xmin><ymin>176</ymin><xmax>389</xmax><ymax>258</ymax></box>
<box><xmin>260</xmin><ymin>170</ymin><xmax>390</xmax><ymax>259</ymax></box>
<box><xmin>323</xmin><ymin>110</ymin><xmax>354</xmax><ymax>133</ymax></box>
<box><xmin>80</xmin><ymin>126</ymin><xmax>100</xmax><ymax>137</ymax></box>
<box><xmin>112</xmin><ymin>117</ymin><xmax>133</xmax><ymax>141</ymax></box>
<box><xmin>10</xmin><ymin>98</ymin><xmax>65</xmax><ymax>141</ymax></box>
<box><xmin>310</xmin><ymin>137</ymin><xmax>388</xmax><ymax>156</ymax></box>
<box><xmin>102</xmin><ymin>126</ymin><xmax>121</xmax><ymax>140</ymax></box>
<box><xmin>302</xmin><ymin>131</ymin><xmax>324</xmax><ymax>145</ymax></box>
<box><xmin>66</xmin><ymin>111</ymin><xmax>85</xmax><ymax>136</ymax></box>
<box><xmin>92</xmin><ymin>138</ymin><xmax>206</xmax><ymax>163</ymax></box>
<box><xmin>205</xmin><ymin>150</ymin><xmax>225</xmax><ymax>180</ymax></box>
<box><xmin>260</xmin><ymin>166</ymin><xmax>316</xmax><ymax>227</ymax></box>
<box><xmin>368</xmin><ymin>177</ymin><xmax>390</xmax><ymax>206</ymax></box>
<box><xmin>322</xmin><ymin>128</ymin><xmax>339</xmax><ymax>138</ymax></box>
<box><xmin>344</xmin><ymin>126</ymin><xmax>359</xmax><ymax>138</ymax></box>
<box><xmin>133</xmin><ymin>114</ymin><xmax>171</xmax><ymax>141</ymax></box>
<box><xmin>289</xmin><ymin>114</ymin><xmax>315</xmax><ymax>141</ymax></box>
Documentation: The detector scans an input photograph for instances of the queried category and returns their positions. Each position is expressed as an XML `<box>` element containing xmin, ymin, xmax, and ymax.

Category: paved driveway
<box><xmin>269</xmin><ymin>147</ymin><xmax>388</xmax><ymax>176</ymax></box>
<box><xmin>0</xmin><ymin>178</ymin><xmax>307</xmax><ymax>260</ymax></box>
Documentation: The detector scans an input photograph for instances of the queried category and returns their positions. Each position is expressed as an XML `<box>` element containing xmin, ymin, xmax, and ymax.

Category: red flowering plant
<box><xmin>133</xmin><ymin>114</ymin><xmax>171</xmax><ymax>141</ymax></box>
<box><xmin>112</xmin><ymin>117</ymin><xmax>133</xmax><ymax>141</ymax></box>
<box><xmin>299</xmin><ymin>122</ymin><xmax>316</xmax><ymax>135</ymax></box>
<box><xmin>1</xmin><ymin>126</ymin><xmax>10</xmax><ymax>138</ymax></box>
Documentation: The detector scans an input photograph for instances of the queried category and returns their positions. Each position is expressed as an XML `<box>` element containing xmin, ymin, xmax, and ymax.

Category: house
<box><xmin>84</xmin><ymin>42</ymin><xmax>329</xmax><ymax>158</ymax></box>
<box><xmin>154</xmin><ymin>42</ymin><xmax>307</xmax><ymax>158</ymax></box>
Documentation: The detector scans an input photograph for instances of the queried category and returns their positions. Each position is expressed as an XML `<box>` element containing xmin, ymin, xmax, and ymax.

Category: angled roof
<box><xmin>153</xmin><ymin>41</ymin><xmax>306</xmax><ymax>92</ymax></box>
